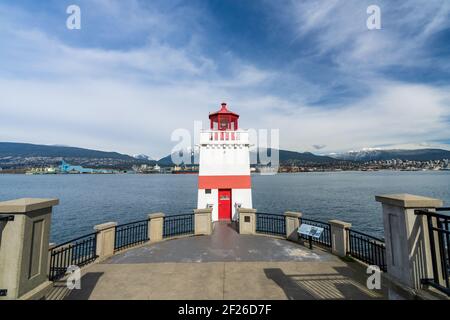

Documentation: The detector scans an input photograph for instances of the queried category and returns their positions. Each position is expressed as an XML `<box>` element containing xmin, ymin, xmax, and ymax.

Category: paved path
<box><xmin>107</xmin><ymin>222</ymin><xmax>333</xmax><ymax>264</ymax></box>
<box><xmin>46</xmin><ymin>222</ymin><xmax>406</xmax><ymax>300</ymax></box>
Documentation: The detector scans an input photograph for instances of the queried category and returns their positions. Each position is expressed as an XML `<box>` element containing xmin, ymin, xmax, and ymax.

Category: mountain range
<box><xmin>330</xmin><ymin>148</ymin><xmax>450</xmax><ymax>162</ymax></box>
<box><xmin>0</xmin><ymin>142</ymin><xmax>449</xmax><ymax>169</ymax></box>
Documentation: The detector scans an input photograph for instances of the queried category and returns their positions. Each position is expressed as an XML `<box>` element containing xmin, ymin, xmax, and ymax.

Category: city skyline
<box><xmin>1</xmin><ymin>0</ymin><xmax>449</xmax><ymax>159</ymax></box>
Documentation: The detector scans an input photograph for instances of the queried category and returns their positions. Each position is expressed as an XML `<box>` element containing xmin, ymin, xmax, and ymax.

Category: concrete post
<box><xmin>375</xmin><ymin>193</ymin><xmax>443</xmax><ymax>290</ymax></box>
<box><xmin>329</xmin><ymin>220</ymin><xmax>352</xmax><ymax>257</ymax></box>
<box><xmin>148</xmin><ymin>213</ymin><xmax>165</xmax><ymax>243</ymax></box>
<box><xmin>193</xmin><ymin>208</ymin><xmax>212</xmax><ymax>236</ymax></box>
<box><xmin>0</xmin><ymin>198</ymin><xmax>59</xmax><ymax>300</ymax></box>
<box><xmin>238</xmin><ymin>208</ymin><xmax>256</xmax><ymax>234</ymax></box>
<box><xmin>284</xmin><ymin>211</ymin><xmax>302</xmax><ymax>241</ymax></box>
<box><xmin>94</xmin><ymin>222</ymin><xmax>117</xmax><ymax>261</ymax></box>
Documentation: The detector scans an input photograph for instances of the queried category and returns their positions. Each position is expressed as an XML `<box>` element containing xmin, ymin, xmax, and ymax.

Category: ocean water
<box><xmin>0</xmin><ymin>171</ymin><xmax>449</xmax><ymax>243</ymax></box>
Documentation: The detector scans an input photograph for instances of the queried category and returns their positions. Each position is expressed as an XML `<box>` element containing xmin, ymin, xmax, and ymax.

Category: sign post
<box><xmin>298</xmin><ymin>224</ymin><xmax>324</xmax><ymax>250</ymax></box>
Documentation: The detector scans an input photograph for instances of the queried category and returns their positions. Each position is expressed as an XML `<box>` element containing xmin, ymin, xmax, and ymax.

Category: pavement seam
<box><xmin>222</xmin><ymin>262</ymin><xmax>226</xmax><ymax>300</ymax></box>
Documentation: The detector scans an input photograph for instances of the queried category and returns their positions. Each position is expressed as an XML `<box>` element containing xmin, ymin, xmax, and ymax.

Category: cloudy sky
<box><xmin>1</xmin><ymin>0</ymin><xmax>449</xmax><ymax>159</ymax></box>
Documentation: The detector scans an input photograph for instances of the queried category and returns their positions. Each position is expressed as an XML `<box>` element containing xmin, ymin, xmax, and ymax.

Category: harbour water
<box><xmin>1</xmin><ymin>171</ymin><xmax>449</xmax><ymax>243</ymax></box>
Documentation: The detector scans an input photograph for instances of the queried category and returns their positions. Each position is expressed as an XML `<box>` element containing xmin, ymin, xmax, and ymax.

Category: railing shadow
<box><xmin>264</xmin><ymin>267</ymin><xmax>384</xmax><ymax>300</ymax></box>
<box><xmin>46</xmin><ymin>272</ymin><xmax>104</xmax><ymax>300</ymax></box>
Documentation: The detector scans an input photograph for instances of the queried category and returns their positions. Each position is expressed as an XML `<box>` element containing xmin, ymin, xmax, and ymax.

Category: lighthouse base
<box><xmin>197</xmin><ymin>188</ymin><xmax>252</xmax><ymax>222</ymax></box>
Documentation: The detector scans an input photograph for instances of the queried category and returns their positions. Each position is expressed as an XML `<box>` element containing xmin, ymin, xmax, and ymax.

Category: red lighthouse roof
<box><xmin>209</xmin><ymin>103</ymin><xmax>239</xmax><ymax>131</ymax></box>
<box><xmin>209</xmin><ymin>103</ymin><xmax>239</xmax><ymax>118</ymax></box>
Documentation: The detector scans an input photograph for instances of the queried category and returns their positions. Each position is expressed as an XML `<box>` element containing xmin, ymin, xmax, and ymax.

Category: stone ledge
<box><xmin>238</xmin><ymin>208</ymin><xmax>257</xmax><ymax>214</ymax></box>
<box><xmin>94</xmin><ymin>222</ymin><xmax>117</xmax><ymax>231</ymax></box>
<box><xmin>0</xmin><ymin>198</ymin><xmax>59</xmax><ymax>213</ymax></box>
<box><xmin>375</xmin><ymin>193</ymin><xmax>443</xmax><ymax>208</ymax></box>
<box><xmin>193</xmin><ymin>208</ymin><xmax>212</xmax><ymax>214</ymax></box>
<box><xmin>328</xmin><ymin>219</ymin><xmax>352</xmax><ymax>228</ymax></box>
<box><xmin>148</xmin><ymin>212</ymin><xmax>165</xmax><ymax>219</ymax></box>
<box><xmin>284</xmin><ymin>211</ymin><xmax>302</xmax><ymax>218</ymax></box>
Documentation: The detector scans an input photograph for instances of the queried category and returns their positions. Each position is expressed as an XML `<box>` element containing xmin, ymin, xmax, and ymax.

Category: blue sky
<box><xmin>0</xmin><ymin>0</ymin><xmax>449</xmax><ymax>158</ymax></box>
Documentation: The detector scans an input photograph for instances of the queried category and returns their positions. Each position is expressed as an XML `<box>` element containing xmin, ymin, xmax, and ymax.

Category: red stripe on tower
<box><xmin>198</xmin><ymin>175</ymin><xmax>251</xmax><ymax>189</ymax></box>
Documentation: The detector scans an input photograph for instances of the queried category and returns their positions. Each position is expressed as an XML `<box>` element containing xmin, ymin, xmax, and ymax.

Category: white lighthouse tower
<box><xmin>197</xmin><ymin>103</ymin><xmax>252</xmax><ymax>221</ymax></box>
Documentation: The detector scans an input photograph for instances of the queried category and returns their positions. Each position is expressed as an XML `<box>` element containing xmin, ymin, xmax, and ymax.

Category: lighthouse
<box><xmin>197</xmin><ymin>103</ymin><xmax>252</xmax><ymax>221</ymax></box>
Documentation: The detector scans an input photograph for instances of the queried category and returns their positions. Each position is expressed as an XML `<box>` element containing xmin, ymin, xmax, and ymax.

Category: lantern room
<box><xmin>209</xmin><ymin>103</ymin><xmax>239</xmax><ymax>131</ymax></box>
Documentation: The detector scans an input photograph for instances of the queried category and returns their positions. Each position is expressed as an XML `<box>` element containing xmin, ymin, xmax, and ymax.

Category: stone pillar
<box><xmin>284</xmin><ymin>211</ymin><xmax>302</xmax><ymax>241</ymax></box>
<box><xmin>238</xmin><ymin>208</ymin><xmax>256</xmax><ymax>234</ymax></box>
<box><xmin>375</xmin><ymin>193</ymin><xmax>443</xmax><ymax>290</ymax></box>
<box><xmin>194</xmin><ymin>208</ymin><xmax>212</xmax><ymax>236</ymax></box>
<box><xmin>0</xmin><ymin>198</ymin><xmax>58</xmax><ymax>300</ymax></box>
<box><xmin>148</xmin><ymin>213</ymin><xmax>165</xmax><ymax>243</ymax></box>
<box><xmin>94</xmin><ymin>222</ymin><xmax>117</xmax><ymax>261</ymax></box>
<box><xmin>329</xmin><ymin>220</ymin><xmax>352</xmax><ymax>257</ymax></box>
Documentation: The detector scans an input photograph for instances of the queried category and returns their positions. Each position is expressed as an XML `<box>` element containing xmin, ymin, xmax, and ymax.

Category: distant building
<box><xmin>59</xmin><ymin>160</ymin><xmax>112</xmax><ymax>174</ymax></box>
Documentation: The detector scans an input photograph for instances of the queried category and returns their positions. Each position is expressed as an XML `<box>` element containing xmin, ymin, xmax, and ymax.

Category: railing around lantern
<box><xmin>49</xmin><ymin>232</ymin><xmax>97</xmax><ymax>281</ymax></box>
<box><xmin>199</xmin><ymin>130</ymin><xmax>249</xmax><ymax>145</ymax></box>
<box><xmin>298</xmin><ymin>218</ymin><xmax>332</xmax><ymax>248</ymax></box>
<box><xmin>163</xmin><ymin>214</ymin><xmax>194</xmax><ymax>238</ymax></box>
<box><xmin>415</xmin><ymin>208</ymin><xmax>450</xmax><ymax>296</ymax></box>
<box><xmin>114</xmin><ymin>219</ymin><xmax>149</xmax><ymax>252</ymax></box>
<box><xmin>347</xmin><ymin>229</ymin><xmax>386</xmax><ymax>272</ymax></box>
<box><xmin>255</xmin><ymin>212</ymin><xmax>286</xmax><ymax>237</ymax></box>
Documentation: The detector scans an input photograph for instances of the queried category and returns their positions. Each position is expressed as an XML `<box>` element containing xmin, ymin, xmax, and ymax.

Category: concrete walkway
<box><xmin>46</xmin><ymin>222</ymin><xmax>407</xmax><ymax>300</ymax></box>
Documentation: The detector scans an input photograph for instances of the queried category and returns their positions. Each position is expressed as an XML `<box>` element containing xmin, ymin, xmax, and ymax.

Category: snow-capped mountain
<box><xmin>133</xmin><ymin>154</ymin><xmax>153</xmax><ymax>161</ymax></box>
<box><xmin>329</xmin><ymin>148</ymin><xmax>450</xmax><ymax>161</ymax></box>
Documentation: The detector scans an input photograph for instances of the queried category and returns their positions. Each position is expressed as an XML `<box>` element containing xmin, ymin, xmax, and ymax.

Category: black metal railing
<box><xmin>49</xmin><ymin>232</ymin><xmax>97</xmax><ymax>281</ymax></box>
<box><xmin>256</xmin><ymin>213</ymin><xmax>286</xmax><ymax>236</ymax></box>
<box><xmin>299</xmin><ymin>218</ymin><xmax>332</xmax><ymax>248</ymax></box>
<box><xmin>114</xmin><ymin>219</ymin><xmax>149</xmax><ymax>252</ymax></box>
<box><xmin>347</xmin><ymin>229</ymin><xmax>386</xmax><ymax>271</ymax></box>
<box><xmin>0</xmin><ymin>215</ymin><xmax>14</xmax><ymax>222</ymax></box>
<box><xmin>163</xmin><ymin>214</ymin><xmax>194</xmax><ymax>238</ymax></box>
<box><xmin>415</xmin><ymin>208</ymin><xmax>450</xmax><ymax>296</ymax></box>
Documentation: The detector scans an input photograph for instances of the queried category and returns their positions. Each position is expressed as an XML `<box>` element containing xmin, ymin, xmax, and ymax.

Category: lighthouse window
<box><xmin>220</xmin><ymin>118</ymin><xmax>228</xmax><ymax>129</ymax></box>
<box><xmin>205</xmin><ymin>189</ymin><xmax>211</xmax><ymax>194</ymax></box>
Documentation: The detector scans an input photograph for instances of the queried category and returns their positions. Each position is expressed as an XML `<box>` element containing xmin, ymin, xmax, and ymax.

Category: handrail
<box><xmin>50</xmin><ymin>231</ymin><xmax>99</xmax><ymax>250</ymax></box>
<box><xmin>0</xmin><ymin>215</ymin><xmax>14</xmax><ymax>222</ymax></box>
<box><xmin>163</xmin><ymin>213</ymin><xmax>194</xmax><ymax>238</ymax></box>
<box><xmin>49</xmin><ymin>232</ymin><xmax>97</xmax><ymax>281</ymax></box>
<box><xmin>115</xmin><ymin>219</ymin><xmax>148</xmax><ymax>228</ymax></box>
<box><xmin>348</xmin><ymin>228</ymin><xmax>385</xmax><ymax>244</ymax></box>
<box><xmin>255</xmin><ymin>212</ymin><xmax>286</xmax><ymax>236</ymax></box>
<box><xmin>300</xmin><ymin>217</ymin><xmax>329</xmax><ymax>225</ymax></box>
<box><xmin>256</xmin><ymin>212</ymin><xmax>282</xmax><ymax>216</ymax></box>
<box><xmin>347</xmin><ymin>228</ymin><xmax>386</xmax><ymax>271</ymax></box>
<box><xmin>415</xmin><ymin>208</ymin><xmax>450</xmax><ymax>219</ymax></box>
<box><xmin>414</xmin><ymin>207</ymin><xmax>450</xmax><ymax>296</ymax></box>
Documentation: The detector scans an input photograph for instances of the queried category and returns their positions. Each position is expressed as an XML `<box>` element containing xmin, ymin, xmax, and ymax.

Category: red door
<box><xmin>218</xmin><ymin>189</ymin><xmax>232</xmax><ymax>220</ymax></box>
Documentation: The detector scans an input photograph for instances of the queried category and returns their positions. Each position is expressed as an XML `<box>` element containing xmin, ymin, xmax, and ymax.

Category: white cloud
<box><xmin>283</xmin><ymin>0</ymin><xmax>450</xmax><ymax>71</ymax></box>
<box><xmin>0</xmin><ymin>0</ymin><xmax>449</xmax><ymax>159</ymax></box>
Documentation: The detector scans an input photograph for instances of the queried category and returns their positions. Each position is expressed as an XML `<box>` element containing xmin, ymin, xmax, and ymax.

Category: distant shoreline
<box><xmin>1</xmin><ymin>169</ymin><xmax>449</xmax><ymax>175</ymax></box>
